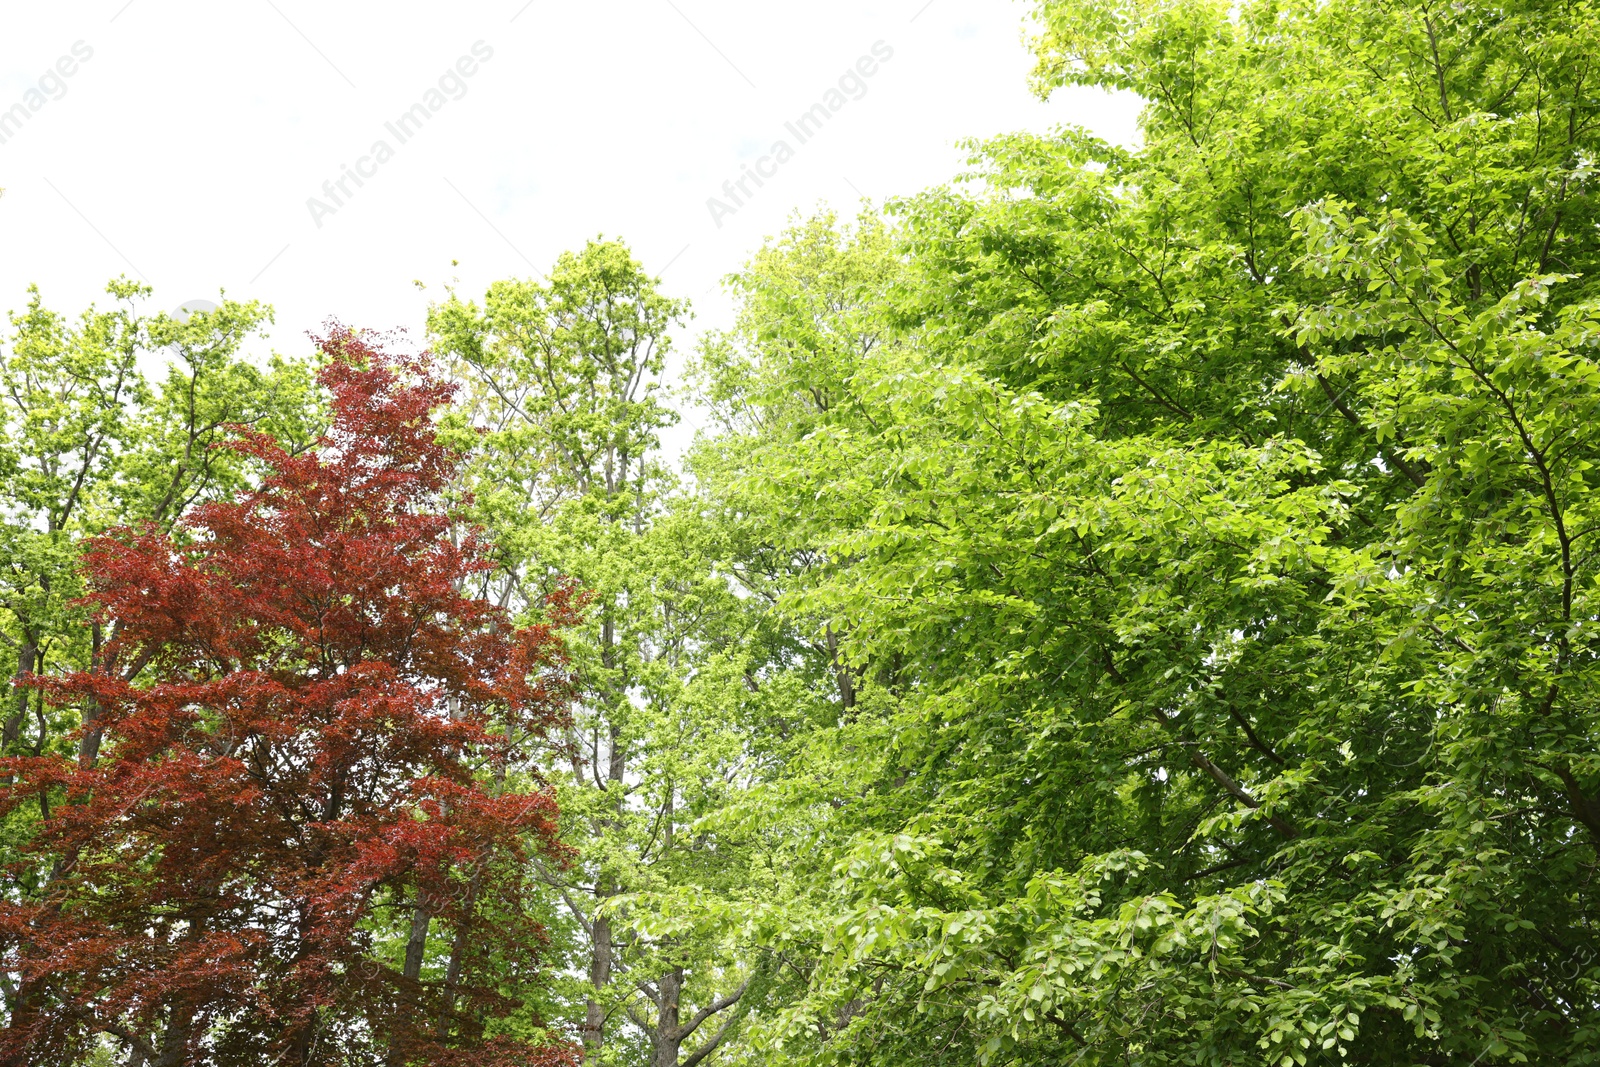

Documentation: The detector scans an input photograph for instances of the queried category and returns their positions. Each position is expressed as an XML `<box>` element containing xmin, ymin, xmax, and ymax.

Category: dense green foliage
<box><xmin>680</xmin><ymin>1</ymin><xmax>1600</xmax><ymax>1063</ymax></box>
<box><xmin>4</xmin><ymin>0</ymin><xmax>1600</xmax><ymax>1063</ymax></box>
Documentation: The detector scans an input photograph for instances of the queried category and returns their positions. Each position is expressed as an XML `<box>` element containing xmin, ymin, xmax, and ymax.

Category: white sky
<box><xmin>0</xmin><ymin>0</ymin><xmax>1138</xmax><ymax>445</ymax></box>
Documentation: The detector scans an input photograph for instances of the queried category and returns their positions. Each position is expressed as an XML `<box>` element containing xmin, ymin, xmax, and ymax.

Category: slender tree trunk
<box><xmin>0</xmin><ymin>576</ymin><xmax>46</xmax><ymax>778</ymax></box>
<box><xmin>285</xmin><ymin>1020</ymin><xmax>316</xmax><ymax>1067</ymax></box>
<box><xmin>432</xmin><ymin>694</ymin><xmax>482</xmax><ymax>1038</ymax></box>
<box><xmin>1</xmin><ymin>640</ymin><xmax>36</xmax><ymax>765</ymax></box>
<box><xmin>403</xmin><ymin>903</ymin><xmax>430</xmax><ymax>981</ymax></box>
<box><xmin>384</xmin><ymin>901</ymin><xmax>431</xmax><ymax>1066</ymax></box>
<box><xmin>439</xmin><ymin>862</ymin><xmax>485</xmax><ymax>1030</ymax></box>
<box><xmin>583</xmin><ymin>615</ymin><xmax>627</xmax><ymax>1052</ymax></box>
<box><xmin>77</xmin><ymin>624</ymin><xmax>111</xmax><ymax>769</ymax></box>
<box><xmin>650</xmin><ymin>795</ymin><xmax>682</xmax><ymax>1065</ymax></box>
<box><xmin>5</xmin><ymin>633</ymin><xmax>107</xmax><ymax>1054</ymax></box>
<box><xmin>581</xmin><ymin>724</ymin><xmax>624</xmax><ymax>1049</ymax></box>
<box><xmin>579</xmin><ymin>802</ymin><xmax>622</xmax><ymax>1049</ymax></box>
<box><xmin>152</xmin><ymin>914</ymin><xmax>211</xmax><ymax>1067</ymax></box>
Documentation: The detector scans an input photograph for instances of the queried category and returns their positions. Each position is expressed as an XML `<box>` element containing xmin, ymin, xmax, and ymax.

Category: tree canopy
<box><xmin>4</xmin><ymin>0</ymin><xmax>1600</xmax><ymax>1064</ymax></box>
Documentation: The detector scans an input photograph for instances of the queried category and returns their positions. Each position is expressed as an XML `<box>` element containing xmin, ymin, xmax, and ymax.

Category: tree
<box><xmin>0</xmin><ymin>331</ymin><xmax>579</xmax><ymax>1067</ymax></box>
<box><xmin>431</xmin><ymin>241</ymin><xmax>764</xmax><ymax>1067</ymax></box>
<box><xmin>0</xmin><ymin>279</ymin><xmax>316</xmax><ymax>857</ymax></box>
<box><xmin>679</xmin><ymin>0</ymin><xmax>1600</xmax><ymax>1060</ymax></box>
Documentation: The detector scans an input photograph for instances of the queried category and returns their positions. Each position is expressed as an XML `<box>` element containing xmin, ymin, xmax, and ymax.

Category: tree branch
<box><xmin>680</xmin><ymin>986</ymin><xmax>751</xmax><ymax>1067</ymax></box>
<box><xmin>1540</xmin><ymin>758</ymin><xmax>1600</xmax><ymax>847</ymax></box>
<box><xmin>99</xmin><ymin>1023</ymin><xmax>158</xmax><ymax>1063</ymax></box>
<box><xmin>1188</xmin><ymin>748</ymin><xmax>1298</xmax><ymax>839</ymax></box>
<box><xmin>1225</xmin><ymin>704</ymin><xmax>1286</xmax><ymax>765</ymax></box>
<box><xmin>1315</xmin><ymin>372</ymin><xmax>1426</xmax><ymax>487</ymax></box>
<box><xmin>676</xmin><ymin>976</ymin><xmax>752</xmax><ymax>1043</ymax></box>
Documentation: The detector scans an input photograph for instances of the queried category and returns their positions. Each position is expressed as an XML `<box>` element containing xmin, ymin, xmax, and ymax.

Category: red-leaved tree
<box><xmin>0</xmin><ymin>332</ymin><xmax>580</xmax><ymax>1067</ymax></box>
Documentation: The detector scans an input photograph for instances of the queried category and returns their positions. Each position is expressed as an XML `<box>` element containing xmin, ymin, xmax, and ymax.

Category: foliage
<box><xmin>0</xmin><ymin>280</ymin><xmax>317</xmax><ymax>827</ymax></box>
<box><xmin>430</xmin><ymin>241</ymin><xmax>768</xmax><ymax>1067</ymax></box>
<box><xmin>0</xmin><ymin>333</ymin><xmax>578</xmax><ymax>1066</ymax></box>
<box><xmin>681</xmin><ymin>1</ymin><xmax>1600</xmax><ymax>1063</ymax></box>
<box><xmin>7</xmin><ymin>1</ymin><xmax>1600</xmax><ymax>1063</ymax></box>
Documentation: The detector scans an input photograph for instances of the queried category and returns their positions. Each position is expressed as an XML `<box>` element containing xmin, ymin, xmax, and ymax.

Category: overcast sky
<box><xmin>0</xmin><ymin>0</ymin><xmax>1138</xmax><ymax>437</ymax></box>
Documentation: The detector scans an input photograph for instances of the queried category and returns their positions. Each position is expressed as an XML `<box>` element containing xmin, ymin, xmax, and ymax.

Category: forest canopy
<box><xmin>2</xmin><ymin>0</ymin><xmax>1598</xmax><ymax>1064</ymax></box>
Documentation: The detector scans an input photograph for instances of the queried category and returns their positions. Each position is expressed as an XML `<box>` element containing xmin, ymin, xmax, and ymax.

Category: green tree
<box><xmin>683</xmin><ymin>0</ymin><xmax>1600</xmax><ymax>1061</ymax></box>
<box><xmin>430</xmin><ymin>241</ymin><xmax>767</xmax><ymax>1067</ymax></box>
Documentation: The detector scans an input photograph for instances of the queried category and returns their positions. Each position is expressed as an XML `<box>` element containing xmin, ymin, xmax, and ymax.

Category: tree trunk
<box><xmin>1</xmin><ymin>640</ymin><xmax>36</xmax><ymax>764</ymax></box>
<box><xmin>824</xmin><ymin>626</ymin><xmax>856</xmax><ymax>710</ymax></box>
<box><xmin>385</xmin><ymin>901</ymin><xmax>431</xmax><ymax>1065</ymax></box>
<box><xmin>583</xmin><ymin>617</ymin><xmax>628</xmax><ymax>1051</ymax></box>
<box><xmin>439</xmin><ymin>862</ymin><xmax>485</xmax><ymax>1031</ymax></box>
<box><xmin>653</xmin><ymin>967</ymin><xmax>685</xmax><ymax>1067</ymax></box>
<box><xmin>153</xmin><ymin>916</ymin><xmax>209</xmax><ymax>1067</ymax></box>
<box><xmin>582</xmin><ymin>912</ymin><xmax>613</xmax><ymax>1051</ymax></box>
<box><xmin>403</xmin><ymin>902</ymin><xmax>430</xmax><ymax>981</ymax></box>
<box><xmin>153</xmin><ymin>1000</ymin><xmax>196</xmax><ymax>1067</ymax></box>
